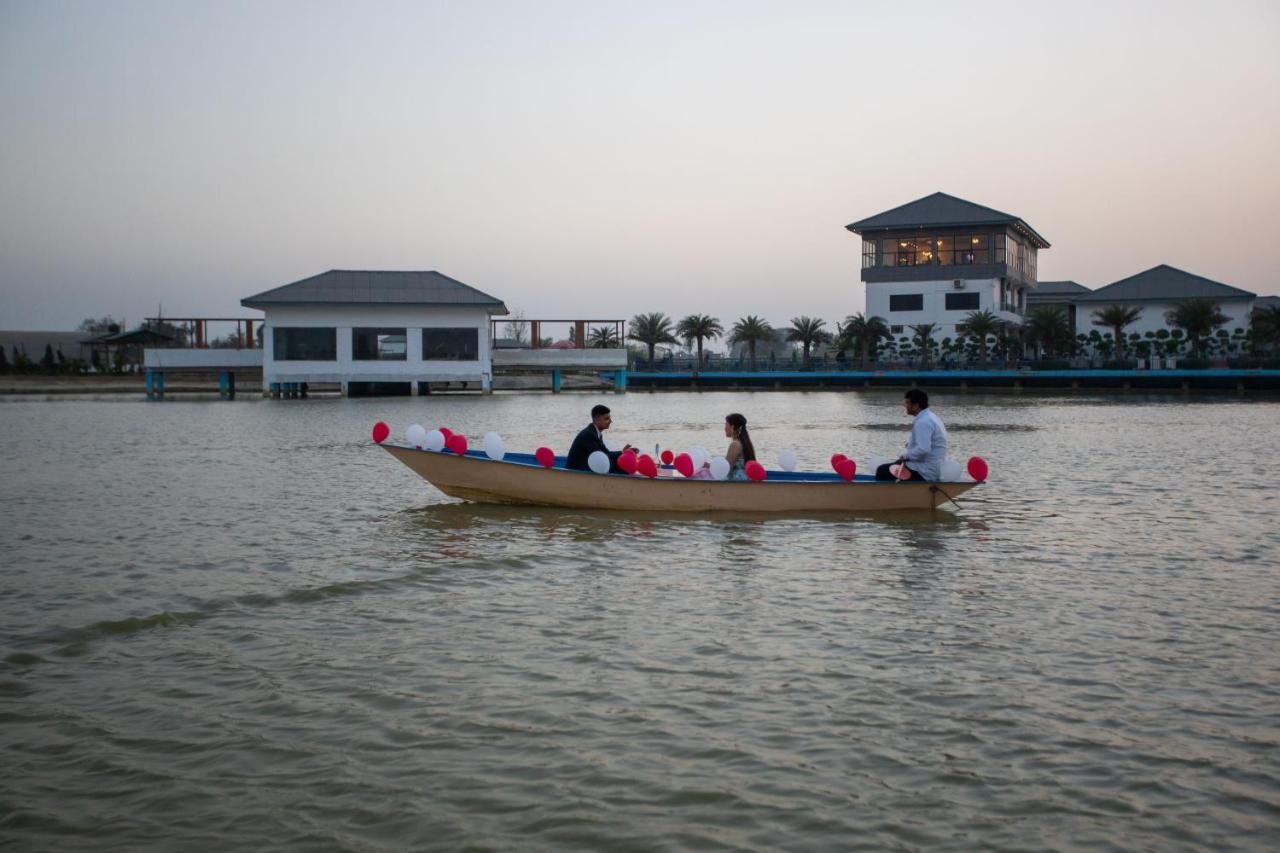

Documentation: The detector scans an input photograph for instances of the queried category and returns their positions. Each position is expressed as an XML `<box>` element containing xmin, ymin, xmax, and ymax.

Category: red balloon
<box><xmin>836</xmin><ymin>459</ymin><xmax>857</xmax><ymax>481</ymax></box>
<box><xmin>445</xmin><ymin>434</ymin><xmax>468</xmax><ymax>455</ymax></box>
<box><xmin>830</xmin><ymin>453</ymin><xmax>847</xmax><ymax>471</ymax></box>
<box><xmin>673</xmin><ymin>452</ymin><xmax>694</xmax><ymax>478</ymax></box>
<box><xmin>618</xmin><ymin>450</ymin><xmax>638</xmax><ymax>474</ymax></box>
<box><xmin>371</xmin><ymin>421</ymin><xmax>390</xmax><ymax>444</ymax></box>
<box><xmin>967</xmin><ymin>456</ymin><xmax>989</xmax><ymax>482</ymax></box>
<box><xmin>660</xmin><ymin>449</ymin><xmax>674</xmax><ymax>465</ymax></box>
<box><xmin>745</xmin><ymin>460</ymin><xmax>766</xmax><ymax>481</ymax></box>
<box><xmin>439</xmin><ymin>427</ymin><xmax>453</xmax><ymax>439</ymax></box>
<box><xmin>535</xmin><ymin>446</ymin><xmax>555</xmax><ymax>468</ymax></box>
<box><xmin>637</xmin><ymin>454</ymin><xmax>658</xmax><ymax>478</ymax></box>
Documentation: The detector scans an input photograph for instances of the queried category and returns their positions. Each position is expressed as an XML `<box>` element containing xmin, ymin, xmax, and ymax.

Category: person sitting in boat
<box><xmin>721</xmin><ymin>413</ymin><xmax>756</xmax><ymax>480</ymax></box>
<box><xmin>566</xmin><ymin>404</ymin><xmax>633</xmax><ymax>473</ymax></box>
<box><xmin>876</xmin><ymin>389</ymin><xmax>948</xmax><ymax>482</ymax></box>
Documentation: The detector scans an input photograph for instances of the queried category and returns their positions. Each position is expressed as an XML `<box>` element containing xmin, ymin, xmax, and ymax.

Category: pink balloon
<box><xmin>745</xmin><ymin>461</ymin><xmax>766</xmax><ymax>482</ymax></box>
<box><xmin>830</xmin><ymin>453</ymin><xmax>847</xmax><ymax>471</ymax></box>
<box><xmin>660</xmin><ymin>449</ymin><xmax>674</xmax><ymax>465</ymax></box>
<box><xmin>637</xmin><ymin>454</ymin><xmax>658</xmax><ymax>478</ymax></box>
<box><xmin>618</xmin><ymin>450</ymin><xmax>638</xmax><ymax>475</ymax></box>
<box><xmin>439</xmin><ymin>427</ymin><xmax>453</xmax><ymax>439</ymax></box>
<box><xmin>836</xmin><ymin>459</ymin><xmax>856</xmax><ymax>481</ymax></box>
<box><xmin>673</xmin><ymin>452</ymin><xmax>694</xmax><ymax>478</ymax></box>
<box><xmin>967</xmin><ymin>456</ymin><xmax>989</xmax><ymax>481</ymax></box>
<box><xmin>535</xmin><ymin>447</ymin><xmax>555</xmax><ymax>468</ymax></box>
<box><xmin>445</xmin><ymin>434</ymin><xmax>468</xmax><ymax>455</ymax></box>
<box><xmin>371</xmin><ymin>422</ymin><xmax>390</xmax><ymax>444</ymax></box>
<box><xmin>890</xmin><ymin>463</ymin><xmax>911</xmax><ymax>481</ymax></box>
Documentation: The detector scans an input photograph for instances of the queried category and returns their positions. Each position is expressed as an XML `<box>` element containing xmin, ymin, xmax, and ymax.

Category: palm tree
<box><xmin>1024</xmin><ymin>306</ymin><xmax>1072</xmax><ymax>358</ymax></box>
<box><xmin>1251</xmin><ymin>304</ymin><xmax>1280</xmax><ymax>352</ymax></box>
<box><xmin>728</xmin><ymin>315</ymin><xmax>774</xmax><ymax>367</ymax></box>
<box><xmin>675</xmin><ymin>314</ymin><xmax>723</xmax><ymax>366</ymax></box>
<box><xmin>587</xmin><ymin>325</ymin><xmax>620</xmax><ymax>348</ymax></box>
<box><xmin>627</xmin><ymin>312</ymin><xmax>679</xmax><ymax>365</ymax></box>
<box><xmin>1091</xmin><ymin>304</ymin><xmax>1143</xmax><ymax>356</ymax></box>
<box><xmin>957</xmin><ymin>309</ymin><xmax>1002</xmax><ymax>369</ymax></box>
<box><xmin>786</xmin><ymin>316</ymin><xmax>831</xmax><ymax>363</ymax></box>
<box><xmin>909</xmin><ymin>323</ymin><xmax>937</xmax><ymax>367</ymax></box>
<box><xmin>1165</xmin><ymin>298</ymin><xmax>1228</xmax><ymax>357</ymax></box>
<box><xmin>840</xmin><ymin>313</ymin><xmax>892</xmax><ymax>367</ymax></box>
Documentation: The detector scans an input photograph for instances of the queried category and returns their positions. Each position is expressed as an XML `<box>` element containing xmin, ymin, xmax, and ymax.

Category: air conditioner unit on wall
<box><xmin>952</xmin><ymin>280</ymin><xmax>965</xmax><ymax>290</ymax></box>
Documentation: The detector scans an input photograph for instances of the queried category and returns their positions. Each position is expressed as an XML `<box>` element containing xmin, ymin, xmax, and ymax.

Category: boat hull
<box><xmin>382</xmin><ymin>446</ymin><xmax>977</xmax><ymax>512</ymax></box>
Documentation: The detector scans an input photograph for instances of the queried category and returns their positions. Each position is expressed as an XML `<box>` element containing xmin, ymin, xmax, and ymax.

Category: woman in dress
<box><xmin>723</xmin><ymin>413</ymin><xmax>756</xmax><ymax>480</ymax></box>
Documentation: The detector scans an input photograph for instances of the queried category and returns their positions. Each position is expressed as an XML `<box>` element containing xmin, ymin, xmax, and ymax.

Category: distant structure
<box><xmin>1060</xmin><ymin>265</ymin><xmax>1255</xmax><ymax>337</ymax></box>
<box><xmin>241</xmin><ymin>270</ymin><xmax>508</xmax><ymax>395</ymax></box>
<box><xmin>846</xmin><ymin>191</ymin><xmax>1050</xmax><ymax>339</ymax></box>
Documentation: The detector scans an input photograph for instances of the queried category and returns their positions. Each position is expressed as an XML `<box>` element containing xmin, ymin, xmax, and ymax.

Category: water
<box><xmin>1</xmin><ymin>391</ymin><xmax>1278</xmax><ymax>851</ymax></box>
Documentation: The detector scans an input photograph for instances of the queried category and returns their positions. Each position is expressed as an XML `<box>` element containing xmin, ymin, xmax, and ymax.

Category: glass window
<box><xmin>353</xmin><ymin>328</ymin><xmax>407</xmax><ymax>360</ymax></box>
<box><xmin>994</xmin><ymin>233</ymin><xmax>1006</xmax><ymax>264</ymax></box>
<box><xmin>889</xmin><ymin>294</ymin><xmax>924</xmax><ymax>312</ymax></box>
<box><xmin>422</xmin><ymin>327</ymin><xmax>479</xmax><ymax>361</ymax></box>
<box><xmin>862</xmin><ymin>239</ymin><xmax>877</xmax><ymax>269</ymax></box>
<box><xmin>273</xmin><ymin>327</ymin><xmax>336</xmax><ymax>361</ymax></box>
<box><xmin>881</xmin><ymin>238</ymin><xmax>897</xmax><ymax>267</ymax></box>
<box><xmin>937</xmin><ymin>236</ymin><xmax>955</xmax><ymax>265</ymax></box>
<box><xmin>946</xmin><ymin>292</ymin><xmax>980</xmax><ymax>311</ymax></box>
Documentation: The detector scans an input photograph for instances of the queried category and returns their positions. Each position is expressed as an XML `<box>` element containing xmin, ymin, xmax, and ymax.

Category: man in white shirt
<box><xmin>876</xmin><ymin>389</ymin><xmax>948</xmax><ymax>481</ymax></box>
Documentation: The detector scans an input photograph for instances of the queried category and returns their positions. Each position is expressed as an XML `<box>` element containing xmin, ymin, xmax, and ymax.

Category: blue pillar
<box><xmin>219</xmin><ymin>371</ymin><xmax>230</xmax><ymax>399</ymax></box>
<box><xmin>145</xmin><ymin>370</ymin><xmax>154</xmax><ymax>401</ymax></box>
<box><xmin>156</xmin><ymin>371</ymin><xmax>165</xmax><ymax>399</ymax></box>
<box><xmin>615</xmin><ymin>367</ymin><xmax>627</xmax><ymax>393</ymax></box>
<box><xmin>552</xmin><ymin>369</ymin><xmax>562</xmax><ymax>393</ymax></box>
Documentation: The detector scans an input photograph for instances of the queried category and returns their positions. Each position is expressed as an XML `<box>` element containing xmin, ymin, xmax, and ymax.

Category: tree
<box><xmin>503</xmin><ymin>309</ymin><xmax>528</xmax><ymax>345</ymax></box>
<box><xmin>78</xmin><ymin>316</ymin><xmax>121</xmax><ymax>335</ymax></box>
<box><xmin>1165</xmin><ymin>298</ymin><xmax>1228</xmax><ymax>357</ymax></box>
<box><xmin>0</xmin><ymin>345</ymin><xmax>7</xmax><ymax>373</ymax></box>
<box><xmin>957</xmin><ymin>309</ymin><xmax>1003</xmax><ymax>368</ymax></box>
<box><xmin>627</xmin><ymin>312</ymin><xmax>679</xmax><ymax>364</ymax></box>
<box><xmin>1251</xmin><ymin>304</ymin><xmax>1280</xmax><ymax>351</ymax></box>
<box><xmin>785</xmin><ymin>316</ymin><xmax>831</xmax><ymax>363</ymax></box>
<box><xmin>1024</xmin><ymin>306</ymin><xmax>1073</xmax><ymax>358</ymax></box>
<box><xmin>728</xmin><ymin>315</ymin><xmax>774</xmax><ymax>367</ymax></box>
<box><xmin>1091</xmin><ymin>304</ymin><xmax>1143</xmax><ymax>356</ymax></box>
<box><xmin>675</xmin><ymin>314</ymin><xmax>723</xmax><ymax>366</ymax></box>
<box><xmin>909</xmin><ymin>323</ymin><xmax>937</xmax><ymax>367</ymax></box>
<box><xmin>587</xmin><ymin>325</ymin><xmax>620</xmax><ymax>348</ymax></box>
<box><xmin>41</xmin><ymin>344</ymin><xmax>56</xmax><ymax>372</ymax></box>
<box><xmin>839</xmin><ymin>313</ymin><xmax>892</xmax><ymax>367</ymax></box>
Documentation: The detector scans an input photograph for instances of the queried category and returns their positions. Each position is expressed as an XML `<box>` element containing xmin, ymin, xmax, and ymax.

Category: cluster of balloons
<box><xmin>830</xmin><ymin>453</ymin><xmax>858</xmax><ymax>482</ymax></box>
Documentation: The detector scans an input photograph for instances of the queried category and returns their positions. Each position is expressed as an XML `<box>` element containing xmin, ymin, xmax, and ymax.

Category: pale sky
<box><xmin>2</xmin><ymin>0</ymin><xmax>1278</xmax><ymax>332</ymax></box>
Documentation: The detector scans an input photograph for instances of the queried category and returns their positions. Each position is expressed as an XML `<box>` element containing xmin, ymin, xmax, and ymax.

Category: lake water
<box><xmin>1</xmin><ymin>391</ymin><xmax>1278</xmax><ymax>851</ymax></box>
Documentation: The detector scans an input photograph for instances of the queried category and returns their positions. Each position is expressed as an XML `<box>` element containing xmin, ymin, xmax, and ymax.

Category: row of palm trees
<box><xmin>615</xmin><ymin>299</ymin><xmax>1280</xmax><ymax>369</ymax></box>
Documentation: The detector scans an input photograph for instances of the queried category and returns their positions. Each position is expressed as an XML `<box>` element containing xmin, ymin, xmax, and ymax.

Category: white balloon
<box><xmin>709</xmin><ymin>457</ymin><xmax>731</xmax><ymax>480</ymax></box>
<box><xmin>483</xmin><ymin>432</ymin><xmax>506</xmax><ymax>461</ymax></box>
<box><xmin>869</xmin><ymin>455</ymin><xmax>890</xmax><ymax>472</ymax></box>
<box><xmin>778</xmin><ymin>449</ymin><xmax>798</xmax><ymax>471</ymax></box>
<box><xmin>424</xmin><ymin>429</ymin><xmax>446</xmax><ymax>452</ymax></box>
<box><xmin>689</xmin><ymin>447</ymin><xmax>707</xmax><ymax>471</ymax></box>
<box><xmin>603</xmin><ymin>438</ymin><xmax>620</xmax><ymax>452</ymax></box>
<box><xmin>587</xmin><ymin>450</ymin><xmax>611</xmax><ymax>474</ymax></box>
<box><xmin>941</xmin><ymin>459</ymin><xmax>963</xmax><ymax>481</ymax></box>
<box><xmin>405</xmin><ymin>424</ymin><xmax>427</xmax><ymax>448</ymax></box>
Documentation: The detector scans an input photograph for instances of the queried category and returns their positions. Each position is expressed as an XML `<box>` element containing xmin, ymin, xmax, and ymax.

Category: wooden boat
<box><xmin>381</xmin><ymin>445</ymin><xmax>979</xmax><ymax>512</ymax></box>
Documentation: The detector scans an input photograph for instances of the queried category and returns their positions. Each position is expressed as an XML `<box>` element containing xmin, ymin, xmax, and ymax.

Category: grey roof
<box><xmin>846</xmin><ymin>191</ymin><xmax>1050</xmax><ymax>248</ymax></box>
<box><xmin>1074</xmin><ymin>265</ymin><xmax>1255</xmax><ymax>303</ymax></box>
<box><xmin>1033</xmin><ymin>280</ymin><xmax>1091</xmax><ymax>295</ymax></box>
<box><xmin>242</xmin><ymin>270</ymin><xmax>508</xmax><ymax>314</ymax></box>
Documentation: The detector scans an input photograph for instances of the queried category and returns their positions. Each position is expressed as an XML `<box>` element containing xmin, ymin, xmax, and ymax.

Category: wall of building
<box><xmin>260</xmin><ymin>304</ymin><xmax>493</xmax><ymax>389</ymax></box>
<box><xmin>866</xmin><ymin>276</ymin><xmax>1021</xmax><ymax>336</ymax></box>
<box><xmin>1073</xmin><ymin>299</ymin><xmax>1255</xmax><ymax>339</ymax></box>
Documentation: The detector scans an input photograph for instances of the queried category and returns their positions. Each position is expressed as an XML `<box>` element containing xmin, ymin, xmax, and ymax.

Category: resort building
<box><xmin>846</xmin><ymin>192</ymin><xmax>1050</xmax><ymax>339</ymax></box>
<box><xmin>1064</xmin><ymin>264</ymin><xmax>1255</xmax><ymax>338</ymax></box>
<box><xmin>241</xmin><ymin>270</ymin><xmax>508</xmax><ymax>395</ymax></box>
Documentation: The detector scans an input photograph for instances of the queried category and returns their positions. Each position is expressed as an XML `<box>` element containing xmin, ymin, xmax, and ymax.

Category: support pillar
<box><xmin>481</xmin><ymin>372</ymin><xmax>493</xmax><ymax>394</ymax></box>
<box><xmin>615</xmin><ymin>368</ymin><xmax>627</xmax><ymax>393</ymax></box>
<box><xmin>146</xmin><ymin>370</ymin><xmax>155</xmax><ymax>401</ymax></box>
<box><xmin>156</xmin><ymin>371</ymin><xmax>165</xmax><ymax>400</ymax></box>
<box><xmin>411</xmin><ymin>381</ymin><xmax>420</xmax><ymax>396</ymax></box>
<box><xmin>551</xmin><ymin>369</ymin><xmax>562</xmax><ymax>393</ymax></box>
<box><xmin>340</xmin><ymin>381</ymin><xmax>349</xmax><ymax>398</ymax></box>
<box><xmin>219</xmin><ymin>371</ymin><xmax>230</xmax><ymax>399</ymax></box>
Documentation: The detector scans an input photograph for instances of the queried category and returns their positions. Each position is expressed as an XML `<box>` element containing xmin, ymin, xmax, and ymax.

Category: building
<box><xmin>240</xmin><ymin>270</ymin><xmax>508</xmax><ymax>394</ymax></box>
<box><xmin>1067</xmin><ymin>264</ymin><xmax>1255</xmax><ymax>338</ymax></box>
<box><xmin>846</xmin><ymin>191</ymin><xmax>1050</xmax><ymax>339</ymax></box>
<box><xmin>1026</xmin><ymin>281</ymin><xmax>1090</xmax><ymax>332</ymax></box>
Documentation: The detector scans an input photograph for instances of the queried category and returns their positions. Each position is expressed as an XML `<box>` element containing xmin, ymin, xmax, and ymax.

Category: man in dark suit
<box><xmin>566</xmin><ymin>404</ymin><xmax>631</xmax><ymax>472</ymax></box>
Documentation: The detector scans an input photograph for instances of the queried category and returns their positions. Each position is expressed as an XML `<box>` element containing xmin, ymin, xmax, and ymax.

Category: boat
<box><xmin>381</xmin><ymin>444</ymin><xmax>979</xmax><ymax>512</ymax></box>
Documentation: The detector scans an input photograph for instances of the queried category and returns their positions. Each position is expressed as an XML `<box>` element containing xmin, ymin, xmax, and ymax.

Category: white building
<box><xmin>241</xmin><ymin>270</ymin><xmax>508</xmax><ymax>395</ymax></box>
<box><xmin>845</xmin><ymin>192</ymin><xmax>1050</xmax><ymax>340</ymax></box>
<box><xmin>1066</xmin><ymin>265</ymin><xmax>1255</xmax><ymax>338</ymax></box>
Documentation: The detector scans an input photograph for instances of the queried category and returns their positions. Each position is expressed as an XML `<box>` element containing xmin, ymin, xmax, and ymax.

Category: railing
<box><xmin>144</xmin><ymin>317</ymin><xmax>261</xmax><ymax>349</ymax></box>
<box><xmin>491</xmin><ymin>319</ymin><xmax>626</xmax><ymax>350</ymax></box>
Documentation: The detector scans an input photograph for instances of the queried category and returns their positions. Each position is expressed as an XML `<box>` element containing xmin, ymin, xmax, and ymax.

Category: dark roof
<box><xmin>845</xmin><ymin>191</ymin><xmax>1050</xmax><ymax>248</ymax></box>
<box><xmin>97</xmin><ymin>327</ymin><xmax>176</xmax><ymax>344</ymax></box>
<box><xmin>1033</xmin><ymin>280</ymin><xmax>1091</xmax><ymax>295</ymax></box>
<box><xmin>241</xmin><ymin>270</ymin><xmax>508</xmax><ymax>314</ymax></box>
<box><xmin>1074</xmin><ymin>265</ymin><xmax>1255</xmax><ymax>303</ymax></box>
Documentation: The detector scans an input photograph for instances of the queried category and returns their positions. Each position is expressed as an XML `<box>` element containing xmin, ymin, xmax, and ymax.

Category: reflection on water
<box><xmin>1</xmin><ymin>391</ymin><xmax>1278</xmax><ymax>851</ymax></box>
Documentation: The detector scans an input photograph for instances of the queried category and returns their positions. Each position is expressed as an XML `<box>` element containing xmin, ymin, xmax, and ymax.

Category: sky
<box><xmin>1</xmin><ymin>0</ymin><xmax>1278</xmax><ymax>332</ymax></box>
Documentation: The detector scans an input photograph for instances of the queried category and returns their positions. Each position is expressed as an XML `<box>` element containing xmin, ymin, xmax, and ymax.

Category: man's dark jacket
<box><xmin>566</xmin><ymin>423</ymin><xmax>622</xmax><ymax>472</ymax></box>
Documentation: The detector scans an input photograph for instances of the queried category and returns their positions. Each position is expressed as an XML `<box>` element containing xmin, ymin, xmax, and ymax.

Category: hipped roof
<box><xmin>242</xmin><ymin>270</ymin><xmax>508</xmax><ymax>314</ymax></box>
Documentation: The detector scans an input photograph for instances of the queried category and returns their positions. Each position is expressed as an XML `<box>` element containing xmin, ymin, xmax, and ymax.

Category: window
<box><xmin>273</xmin><ymin>327</ymin><xmax>336</xmax><ymax>360</ymax></box>
<box><xmin>354</xmin><ymin>328</ymin><xmax>407</xmax><ymax>360</ymax></box>
<box><xmin>422</xmin><ymin>327</ymin><xmax>478</xmax><ymax>360</ymax></box>
<box><xmin>889</xmin><ymin>294</ymin><xmax>924</xmax><ymax>312</ymax></box>
<box><xmin>862</xmin><ymin>239</ymin><xmax>877</xmax><ymax>269</ymax></box>
<box><xmin>946</xmin><ymin>292</ymin><xmax>979</xmax><ymax>311</ymax></box>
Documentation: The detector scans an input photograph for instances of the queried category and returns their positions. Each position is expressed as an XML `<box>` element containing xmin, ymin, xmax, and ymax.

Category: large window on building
<box><xmin>889</xmin><ymin>294</ymin><xmax>924</xmax><ymax>312</ymax></box>
<box><xmin>354</xmin><ymin>328</ymin><xmax>407</xmax><ymax>360</ymax></box>
<box><xmin>273</xmin><ymin>327</ymin><xmax>336</xmax><ymax>361</ymax></box>
<box><xmin>881</xmin><ymin>237</ymin><xmax>935</xmax><ymax>267</ymax></box>
<box><xmin>422</xmin><ymin>327</ymin><xmax>478</xmax><ymax>361</ymax></box>
<box><xmin>945</xmin><ymin>292</ymin><xmax>980</xmax><ymax>311</ymax></box>
<box><xmin>862</xmin><ymin>239</ymin><xmax>877</xmax><ymax>269</ymax></box>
